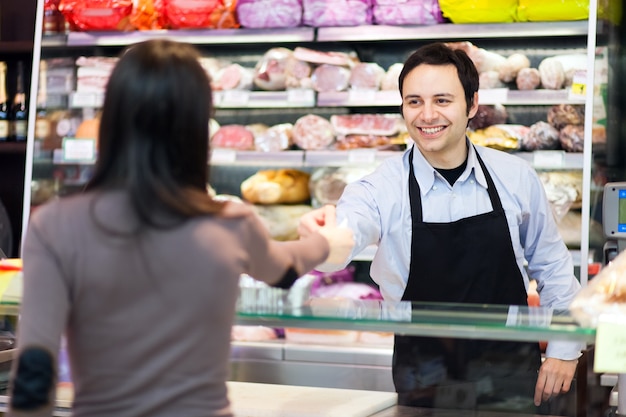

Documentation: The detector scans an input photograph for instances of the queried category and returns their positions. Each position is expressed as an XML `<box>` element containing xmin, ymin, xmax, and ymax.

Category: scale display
<box><xmin>603</xmin><ymin>183</ymin><xmax>626</xmax><ymax>238</ymax></box>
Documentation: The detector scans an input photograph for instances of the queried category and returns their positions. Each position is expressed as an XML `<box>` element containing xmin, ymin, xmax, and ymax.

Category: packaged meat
<box><xmin>130</xmin><ymin>0</ymin><xmax>166</xmax><ymax>30</ymax></box>
<box><xmin>517</xmin><ymin>0</ymin><xmax>589</xmax><ymax>22</ymax></box>
<box><xmin>241</xmin><ymin>169</ymin><xmax>311</xmax><ymax>204</ymax></box>
<box><xmin>468</xmin><ymin>104</ymin><xmax>507</xmax><ymax>131</ymax></box>
<box><xmin>164</xmin><ymin>0</ymin><xmax>238</xmax><ymax>29</ymax></box>
<box><xmin>570</xmin><ymin>249</ymin><xmax>626</xmax><ymax>328</ymax></box>
<box><xmin>284</xmin><ymin>58</ymin><xmax>313</xmax><ymax>89</ymax></box>
<box><xmin>293</xmin><ymin>47</ymin><xmax>358</xmax><ymax>67</ymax></box>
<box><xmin>335</xmin><ymin>135</ymin><xmax>392</xmax><ymax>150</ymax></box>
<box><xmin>309</xmin><ymin>166</ymin><xmax>375</xmax><ymax>206</ymax></box>
<box><xmin>349</xmin><ymin>62</ymin><xmax>385</xmax><ymax>90</ymax></box>
<box><xmin>59</xmin><ymin>0</ymin><xmax>133</xmax><ymax>31</ymax></box>
<box><xmin>236</xmin><ymin>0</ymin><xmax>303</xmax><ymax>28</ymax></box>
<box><xmin>330</xmin><ymin>114</ymin><xmax>400</xmax><ymax>136</ymax></box>
<box><xmin>292</xmin><ymin>114</ymin><xmax>335</xmax><ymax>150</ymax></box>
<box><xmin>479</xmin><ymin>71</ymin><xmax>506</xmax><ymax>89</ymax></box>
<box><xmin>521</xmin><ymin>121</ymin><xmax>560</xmax><ymax>151</ymax></box>
<box><xmin>311</xmin><ymin>64</ymin><xmax>351</xmax><ymax>92</ymax></box>
<box><xmin>445</xmin><ymin>42</ymin><xmax>507</xmax><ymax>73</ymax></box>
<box><xmin>559</xmin><ymin>124</ymin><xmax>585</xmax><ymax>153</ymax></box>
<box><xmin>547</xmin><ymin>104</ymin><xmax>585</xmax><ymax>130</ymax></box>
<box><xmin>538</xmin><ymin>57</ymin><xmax>566</xmax><ymax>90</ymax></box>
<box><xmin>253</xmin><ymin>47</ymin><xmax>294</xmax><ymax>91</ymax></box>
<box><xmin>439</xmin><ymin>0</ymin><xmax>518</xmax><ymax>23</ymax></box>
<box><xmin>213</xmin><ymin>64</ymin><xmax>254</xmax><ymax>91</ymax></box>
<box><xmin>498</xmin><ymin>53</ymin><xmax>530</xmax><ymax>83</ymax></box>
<box><xmin>515</xmin><ymin>67</ymin><xmax>541</xmax><ymax>90</ymax></box>
<box><xmin>254</xmin><ymin>123</ymin><xmax>293</xmax><ymax>152</ymax></box>
<box><xmin>372</xmin><ymin>0</ymin><xmax>444</xmax><ymax>25</ymax></box>
<box><xmin>211</xmin><ymin>124</ymin><xmax>255</xmax><ymax>150</ymax></box>
<box><xmin>468</xmin><ymin>124</ymin><xmax>525</xmax><ymax>152</ymax></box>
<box><xmin>302</xmin><ymin>0</ymin><xmax>372</xmax><ymax>27</ymax></box>
<box><xmin>380</xmin><ymin>63</ymin><xmax>403</xmax><ymax>91</ymax></box>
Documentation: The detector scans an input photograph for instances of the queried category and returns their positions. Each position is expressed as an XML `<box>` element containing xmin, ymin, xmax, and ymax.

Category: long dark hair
<box><xmin>398</xmin><ymin>42</ymin><xmax>479</xmax><ymax>115</ymax></box>
<box><xmin>85</xmin><ymin>39</ymin><xmax>225</xmax><ymax>227</ymax></box>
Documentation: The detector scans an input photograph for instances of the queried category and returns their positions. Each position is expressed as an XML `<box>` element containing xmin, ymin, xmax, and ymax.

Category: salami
<box><xmin>292</xmin><ymin>114</ymin><xmax>335</xmax><ymax>150</ymax></box>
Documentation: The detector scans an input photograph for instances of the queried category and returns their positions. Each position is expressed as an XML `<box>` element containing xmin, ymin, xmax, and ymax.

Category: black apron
<box><xmin>392</xmin><ymin>146</ymin><xmax>544</xmax><ymax>413</ymax></box>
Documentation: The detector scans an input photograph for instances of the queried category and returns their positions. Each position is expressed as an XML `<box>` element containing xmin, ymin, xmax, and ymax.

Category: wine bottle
<box><xmin>0</xmin><ymin>62</ymin><xmax>9</xmax><ymax>142</ymax></box>
<box><xmin>10</xmin><ymin>61</ymin><xmax>28</xmax><ymax>142</ymax></box>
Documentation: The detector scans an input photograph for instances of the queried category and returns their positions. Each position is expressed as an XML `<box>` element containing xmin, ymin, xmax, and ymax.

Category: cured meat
<box><xmin>372</xmin><ymin>0</ymin><xmax>444</xmax><ymax>25</ymax></box>
<box><xmin>479</xmin><ymin>71</ymin><xmax>505</xmax><ymax>89</ymax></box>
<box><xmin>285</xmin><ymin>57</ymin><xmax>313</xmax><ymax>89</ymax></box>
<box><xmin>559</xmin><ymin>124</ymin><xmax>585</xmax><ymax>152</ymax></box>
<box><xmin>335</xmin><ymin>135</ymin><xmax>392</xmax><ymax>150</ymax></box>
<box><xmin>349</xmin><ymin>62</ymin><xmax>385</xmax><ymax>90</ymax></box>
<box><xmin>498</xmin><ymin>53</ymin><xmax>530</xmax><ymax>83</ymax></box>
<box><xmin>254</xmin><ymin>123</ymin><xmax>293</xmax><ymax>152</ymax></box>
<box><xmin>236</xmin><ymin>0</ymin><xmax>303</xmax><ymax>28</ymax></box>
<box><xmin>211</xmin><ymin>125</ymin><xmax>255</xmax><ymax>150</ymax></box>
<box><xmin>330</xmin><ymin>114</ymin><xmax>400</xmax><ymax>136</ymax></box>
<box><xmin>311</xmin><ymin>64</ymin><xmax>351</xmax><ymax>92</ymax></box>
<box><xmin>302</xmin><ymin>0</ymin><xmax>372</xmax><ymax>27</ymax></box>
<box><xmin>547</xmin><ymin>104</ymin><xmax>585</xmax><ymax>130</ymax></box>
<box><xmin>292</xmin><ymin>114</ymin><xmax>335</xmax><ymax>150</ymax></box>
<box><xmin>293</xmin><ymin>47</ymin><xmax>357</xmax><ymax>67</ymax></box>
<box><xmin>213</xmin><ymin>64</ymin><xmax>253</xmax><ymax>90</ymax></box>
<box><xmin>516</xmin><ymin>67</ymin><xmax>541</xmax><ymax>90</ymax></box>
<box><xmin>538</xmin><ymin>57</ymin><xmax>566</xmax><ymax>90</ymax></box>
<box><xmin>521</xmin><ymin>121</ymin><xmax>560</xmax><ymax>151</ymax></box>
<box><xmin>254</xmin><ymin>47</ymin><xmax>293</xmax><ymax>91</ymax></box>
<box><xmin>381</xmin><ymin>63</ymin><xmax>403</xmax><ymax>91</ymax></box>
<box><xmin>468</xmin><ymin>104</ymin><xmax>508</xmax><ymax>131</ymax></box>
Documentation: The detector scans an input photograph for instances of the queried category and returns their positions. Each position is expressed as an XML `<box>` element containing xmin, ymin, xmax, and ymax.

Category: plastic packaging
<box><xmin>236</xmin><ymin>0</ymin><xmax>302</xmax><ymax>28</ymax></box>
<box><xmin>517</xmin><ymin>0</ymin><xmax>589</xmax><ymax>22</ymax></box>
<box><xmin>59</xmin><ymin>0</ymin><xmax>133</xmax><ymax>31</ymax></box>
<box><xmin>438</xmin><ymin>0</ymin><xmax>518</xmax><ymax>23</ymax></box>
<box><xmin>372</xmin><ymin>0</ymin><xmax>445</xmax><ymax>25</ymax></box>
<box><xmin>302</xmin><ymin>0</ymin><xmax>372</xmax><ymax>27</ymax></box>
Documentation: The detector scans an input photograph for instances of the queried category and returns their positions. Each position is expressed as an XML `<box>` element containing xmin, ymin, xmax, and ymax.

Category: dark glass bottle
<box><xmin>0</xmin><ymin>62</ymin><xmax>9</xmax><ymax>142</ymax></box>
<box><xmin>10</xmin><ymin>61</ymin><xmax>27</xmax><ymax>142</ymax></box>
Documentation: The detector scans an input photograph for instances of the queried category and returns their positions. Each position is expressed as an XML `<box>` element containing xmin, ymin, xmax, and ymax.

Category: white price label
<box><xmin>287</xmin><ymin>88</ymin><xmax>315</xmax><ymax>105</ymax></box>
<box><xmin>594</xmin><ymin>314</ymin><xmax>626</xmax><ymax>373</ymax></box>
<box><xmin>477</xmin><ymin>88</ymin><xmax>508</xmax><ymax>104</ymax></box>
<box><xmin>62</xmin><ymin>138</ymin><xmax>96</xmax><ymax>162</ymax></box>
<box><xmin>222</xmin><ymin>90</ymin><xmax>250</xmax><ymax>106</ymax></box>
<box><xmin>210</xmin><ymin>148</ymin><xmax>237</xmax><ymax>164</ymax></box>
<box><xmin>348</xmin><ymin>89</ymin><xmax>377</xmax><ymax>103</ymax></box>
<box><xmin>568</xmin><ymin>70</ymin><xmax>587</xmax><ymax>100</ymax></box>
<box><xmin>532</xmin><ymin>150</ymin><xmax>565</xmax><ymax>169</ymax></box>
<box><xmin>348</xmin><ymin>149</ymin><xmax>377</xmax><ymax>164</ymax></box>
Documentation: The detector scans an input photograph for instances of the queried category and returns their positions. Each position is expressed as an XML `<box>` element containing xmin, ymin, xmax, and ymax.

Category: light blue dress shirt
<box><xmin>324</xmin><ymin>141</ymin><xmax>583</xmax><ymax>359</ymax></box>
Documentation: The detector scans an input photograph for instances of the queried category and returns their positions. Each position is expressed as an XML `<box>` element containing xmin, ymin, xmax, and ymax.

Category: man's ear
<box><xmin>468</xmin><ymin>91</ymin><xmax>479</xmax><ymax>118</ymax></box>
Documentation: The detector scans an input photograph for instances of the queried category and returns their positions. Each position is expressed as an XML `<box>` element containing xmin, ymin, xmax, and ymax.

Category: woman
<box><xmin>8</xmin><ymin>39</ymin><xmax>352</xmax><ymax>417</ymax></box>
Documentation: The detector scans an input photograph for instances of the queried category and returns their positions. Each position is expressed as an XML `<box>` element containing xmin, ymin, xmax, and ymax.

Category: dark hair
<box><xmin>398</xmin><ymin>42</ymin><xmax>479</xmax><ymax>114</ymax></box>
<box><xmin>85</xmin><ymin>39</ymin><xmax>225</xmax><ymax>227</ymax></box>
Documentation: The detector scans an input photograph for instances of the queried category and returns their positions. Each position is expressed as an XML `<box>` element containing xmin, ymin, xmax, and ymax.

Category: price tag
<box><xmin>568</xmin><ymin>70</ymin><xmax>587</xmax><ymax>100</ymax></box>
<box><xmin>287</xmin><ymin>88</ymin><xmax>315</xmax><ymax>105</ymax></box>
<box><xmin>348</xmin><ymin>89</ymin><xmax>377</xmax><ymax>103</ymax></box>
<box><xmin>594</xmin><ymin>314</ymin><xmax>626</xmax><ymax>373</ymax></box>
<box><xmin>478</xmin><ymin>88</ymin><xmax>508</xmax><ymax>104</ymax></box>
<box><xmin>222</xmin><ymin>90</ymin><xmax>250</xmax><ymax>106</ymax></box>
<box><xmin>210</xmin><ymin>148</ymin><xmax>237</xmax><ymax>164</ymax></box>
<box><xmin>532</xmin><ymin>150</ymin><xmax>565</xmax><ymax>169</ymax></box>
<box><xmin>71</xmin><ymin>92</ymin><xmax>103</xmax><ymax>108</ymax></box>
<box><xmin>62</xmin><ymin>138</ymin><xmax>96</xmax><ymax>162</ymax></box>
<box><xmin>348</xmin><ymin>149</ymin><xmax>377</xmax><ymax>164</ymax></box>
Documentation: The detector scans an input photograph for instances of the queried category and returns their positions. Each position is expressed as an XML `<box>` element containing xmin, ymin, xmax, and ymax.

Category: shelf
<box><xmin>514</xmin><ymin>151</ymin><xmax>584</xmax><ymax>170</ymax></box>
<box><xmin>0</xmin><ymin>142</ymin><xmax>27</xmax><ymax>154</ymax></box>
<box><xmin>235</xmin><ymin>298</ymin><xmax>595</xmax><ymax>344</ymax></box>
<box><xmin>210</xmin><ymin>149</ymin><xmax>305</xmax><ymax>166</ymax></box>
<box><xmin>0</xmin><ymin>41</ymin><xmax>34</xmax><ymax>54</ymax></box>
<box><xmin>304</xmin><ymin>150</ymin><xmax>398</xmax><ymax>167</ymax></box>
<box><xmin>214</xmin><ymin>89</ymin><xmax>316</xmax><ymax>109</ymax></box>
<box><xmin>63</xmin><ymin>27</ymin><xmax>316</xmax><ymax>47</ymax></box>
<box><xmin>316</xmin><ymin>21</ymin><xmax>589</xmax><ymax>42</ymax></box>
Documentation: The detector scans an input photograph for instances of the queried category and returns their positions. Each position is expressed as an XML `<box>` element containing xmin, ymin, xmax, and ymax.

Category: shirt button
<box><xmin>432</xmin><ymin>186</ymin><xmax>437</xmax><ymax>191</ymax></box>
<box><xmin>470</xmin><ymin>180</ymin><xmax>475</xmax><ymax>184</ymax></box>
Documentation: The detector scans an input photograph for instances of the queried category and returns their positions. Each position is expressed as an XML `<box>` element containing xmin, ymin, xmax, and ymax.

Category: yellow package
<box><xmin>517</xmin><ymin>0</ymin><xmax>588</xmax><ymax>21</ymax></box>
<box><xmin>439</xmin><ymin>0</ymin><xmax>518</xmax><ymax>23</ymax></box>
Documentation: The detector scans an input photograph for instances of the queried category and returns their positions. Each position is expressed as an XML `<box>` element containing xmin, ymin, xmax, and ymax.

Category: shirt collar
<box><xmin>409</xmin><ymin>139</ymin><xmax>489</xmax><ymax>194</ymax></box>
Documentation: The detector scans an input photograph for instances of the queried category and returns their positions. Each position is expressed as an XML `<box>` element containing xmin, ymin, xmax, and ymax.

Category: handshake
<box><xmin>298</xmin><ymin>205</ymin><xmax>354</xmax><ymax>267</ymax></box>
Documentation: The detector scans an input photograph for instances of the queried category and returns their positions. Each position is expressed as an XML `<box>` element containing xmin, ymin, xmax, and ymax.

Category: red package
<box><xmin>59</xmin><ymin>0</ymin><xmax>133</xmax><ymax>31</ymax></box>
<box><xmin>130</xmin><ymin>0</ymin><xmax>166</xmax><ymax>30</ymax></box>
<box><xmin>164</xmin><ymin>0</ymin><xmax>238</xmax><ymax>29</ymax></box>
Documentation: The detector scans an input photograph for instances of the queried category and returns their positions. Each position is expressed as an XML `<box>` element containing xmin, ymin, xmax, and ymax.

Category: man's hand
<box><xmin>534</xmin><ymin>357</ymin><xmax>578</xmax><ymax>406</ymax></box>
<box><xmin>298</xmin><ymin>205</ymin><xmax>333</xmax><ymax>238</ymax></box>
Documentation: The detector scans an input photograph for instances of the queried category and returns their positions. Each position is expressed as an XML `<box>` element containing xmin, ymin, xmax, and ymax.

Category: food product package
<box><xmin>236</xmin><ymin>0</ymin><xmax>302</xmax><ymax>28</ymax></box>
<box><xmin>372</xmin><ymin>0</ymin><xmax>445</xmax><ymax>25</ymax></box>
<box><xmin>517</xmin><ymin>0</ymin><xmax>589</xmax><ymax>22</ymax></box>
<box><xmin>439</xmin><ymin>0</ymin><xmax>518</xmax><ymax>23</ymax></box>
<box><xmin>309</xmin><ymin>166</ymin><xmax>375</xmax><ymax>207</ymax></box>
<box><xmin>164</xmin><ymin>0</ymin><xmax>239</xmax><ymax>29</ymax></box>
<box><xmin>59</xmin><ymin>0</ymin><xmax>133</xmax><ymax>31</ymax></box>
<box><xmin>302</xmin><ymin>0</ymin><xmax>373</xmax><ymax>27</ymax></box>
<box><xmin>570</xmin><ymin>249</ymin><xmax>626</xmax><ymax>328</ymax></box>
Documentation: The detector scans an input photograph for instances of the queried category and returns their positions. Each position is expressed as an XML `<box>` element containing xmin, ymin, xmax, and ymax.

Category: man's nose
<box><xmin>421</xmin><ymin>102</ymin><xmax>437</xmax><ymax>122</ymax></box>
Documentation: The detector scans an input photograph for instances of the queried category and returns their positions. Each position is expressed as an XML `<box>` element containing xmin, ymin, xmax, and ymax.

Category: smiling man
<box><xmin>298</xmin><ymin>42</ymin><xmax>583</xmax><ymax>414</ymax></box>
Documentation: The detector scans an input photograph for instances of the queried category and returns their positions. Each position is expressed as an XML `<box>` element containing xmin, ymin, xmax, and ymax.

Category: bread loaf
<box><xmin>241</xmin><ymin>169</ymin><xmax>311</xmax><ymax>204</ymax></box>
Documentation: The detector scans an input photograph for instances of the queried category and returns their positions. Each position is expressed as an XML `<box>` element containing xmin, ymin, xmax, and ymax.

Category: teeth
<box><xmin>421</xmin><ymin>126</ymin><xmax>444</xmax><ymax>134</ymax></box>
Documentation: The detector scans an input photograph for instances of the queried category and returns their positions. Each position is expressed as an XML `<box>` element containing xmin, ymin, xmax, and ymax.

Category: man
<box><xmin>299</xmin><ymin>43</ymin><xmax>583</xmax><ymax>413</ymax></box>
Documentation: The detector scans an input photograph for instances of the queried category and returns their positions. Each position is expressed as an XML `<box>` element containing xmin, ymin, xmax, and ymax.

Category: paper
<box><xmin>594</xmin><ymin>315</ymin><xmax>626</xmax><ymax>373</ymax></box>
